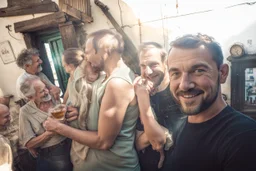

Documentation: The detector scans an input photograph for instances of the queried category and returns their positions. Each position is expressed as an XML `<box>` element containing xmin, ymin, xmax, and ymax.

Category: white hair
<box><xmin>20</xmin><ymin>75</ymin><xmax>40</xmax><ymax>98</ymax></box>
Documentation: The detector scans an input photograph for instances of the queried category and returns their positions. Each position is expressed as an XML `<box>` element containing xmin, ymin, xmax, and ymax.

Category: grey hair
<box><xmin>16</xmin><ymin>48</ymin><xmax>39</xmax><ymax>69</ymax></box>
<box><xmin>20</xmin><ymin>75</ymin><xmax>40</xmax><ymax>98</ymax></box>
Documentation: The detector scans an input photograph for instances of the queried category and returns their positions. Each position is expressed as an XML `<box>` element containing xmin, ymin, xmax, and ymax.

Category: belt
<box><xmin>39</xmin><ymin>139</ymin><xmax>68</xmax><ymax>156</ymax></box>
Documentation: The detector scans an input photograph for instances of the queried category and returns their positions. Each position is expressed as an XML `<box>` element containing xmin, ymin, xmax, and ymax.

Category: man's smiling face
<box><xmin>168</xmin><ymin>46</ymin><xmax>220</xmax><ymax>115</ymax></box>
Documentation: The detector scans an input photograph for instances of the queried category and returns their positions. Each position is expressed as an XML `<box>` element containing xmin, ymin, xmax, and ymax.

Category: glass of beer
<box><xmin>50</xmin><ymin>104</ymin><xmax>67</xmax><ymax>120</ymax></box>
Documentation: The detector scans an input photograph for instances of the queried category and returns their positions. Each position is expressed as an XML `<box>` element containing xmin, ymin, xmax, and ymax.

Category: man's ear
<box><xmin>219</xmin><ymin>64</ymin><xmax>229</xmax><ymax>84</ymax></box>
<box><xmin>24</xmin><ymin>63</ymin><xmax>30</xmax><ymax>69</ymax></box>
<box><xmin>27</xmin><ymin>95</ymin><xmax>34</xmax><ymax>101</ymax></box>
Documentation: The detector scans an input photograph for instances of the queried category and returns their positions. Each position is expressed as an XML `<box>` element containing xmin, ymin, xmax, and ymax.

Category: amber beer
<box><xmin>50</xmin><ymin>104</ymin><xmax>66</xmax><ymax>120</ymax></box>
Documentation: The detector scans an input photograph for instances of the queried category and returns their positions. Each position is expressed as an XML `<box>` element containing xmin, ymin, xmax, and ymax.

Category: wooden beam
<box><xmin>14</xmin><ymin>12</ymin><xmax>67</xmax><ymax>33</ymax></box>
<box><xmin>23</xmin><ymin>33</ymin><xmax>36</xmax><ymax>49</ymax></box>
<box><xmin>61</xmin><ymin>3</ymin><xmax>93</xmax><ymax>23</ymax></box>
<box><xmin>94</xmin><ymin>0</ymin><xmax>140</xmax><ymax>74</ymax></box>
<box><xmin>0</xmin><ymin>1</ymin><xmax>59</xmax><ymax>17</ymax></box>
<box><xmin>59</xmin><ymin>21</ymin><xmax>78</xmax><ymax>49</ymax></box>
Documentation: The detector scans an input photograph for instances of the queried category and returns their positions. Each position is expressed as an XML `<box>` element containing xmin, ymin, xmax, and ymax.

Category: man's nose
<box><xmin>39</xmin><ymin>58</ymin><xmax>43</xmax><ymax>64</ymax></box>
<box><xmin>145</xmin><ymin>66</ymin><xmax>153</xmax><ymax>76</ymax></box>
<box><xmin>179</xmin><ymin>73</ymin><xmax>195</xmax><ymax>91</ymax></box>
<box><xmin>44</xmin><ymin>88</ymin><xmax>49</xmax><ymax>94</ymax></box>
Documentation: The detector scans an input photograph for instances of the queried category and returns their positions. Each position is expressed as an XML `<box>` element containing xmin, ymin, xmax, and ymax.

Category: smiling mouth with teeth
<box><xmin>178</xmin><ymin>90</ymin><xmax>203</xmax><ymax>99</ymax></box>
<box><xmin>182</xmin><ymin>94</ymin><xmax>197</xmax><ymax>98</ymax></box>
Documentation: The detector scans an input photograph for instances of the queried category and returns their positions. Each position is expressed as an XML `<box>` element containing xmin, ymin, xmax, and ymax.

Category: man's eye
<box><xmin>195</xmin><ymin>69</ymin><xmax>205</xmax><ymax>73</ymax></box>
<box><xmin>170</xmin><ymin>72</ymin><xmax>180</xmax><ymax>78</ymax></box>
<box><xmin>194</xmin><ymin>69</ymin><xmax>205</xmax><ymax>74</ymax></box>
<box><xmin>150</xmin><ymin>63</ymin><xmax>158</xmax><ymax>68</ymax></box>
<box><xmin>140</xmin><ymin>65</ymin><xmax>146</xmax><ymax>68</ymax></box>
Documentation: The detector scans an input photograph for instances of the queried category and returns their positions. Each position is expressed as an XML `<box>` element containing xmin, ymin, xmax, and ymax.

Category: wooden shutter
<box><xmin>59</xmin><ymin>0</ymin><xmax>93</xmax><ymax>23</ymax></box>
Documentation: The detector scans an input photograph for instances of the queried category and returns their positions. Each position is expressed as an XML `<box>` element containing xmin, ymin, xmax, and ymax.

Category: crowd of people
<box><xmin>1</xmin><ymin>29</ymin><xmax>256</xmax><ymax>171</ymax></box>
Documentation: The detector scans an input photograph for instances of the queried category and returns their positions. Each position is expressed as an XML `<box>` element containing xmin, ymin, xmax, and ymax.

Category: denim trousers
<box><xmin>37</xmin><ymin>139</ymin><xmax>73</xmax><ymax>171</ymax></box>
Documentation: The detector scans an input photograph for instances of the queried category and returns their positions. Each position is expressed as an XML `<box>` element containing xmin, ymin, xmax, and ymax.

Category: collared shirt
<box><xmin>19</xmin><ymin>101</ymin><xmax>66</xmax><ymax>148</ymax></box>
<box><xmin>16</xmin><ymin>72</ymin><xmax>53</xmax><ymax>99</ymax></box>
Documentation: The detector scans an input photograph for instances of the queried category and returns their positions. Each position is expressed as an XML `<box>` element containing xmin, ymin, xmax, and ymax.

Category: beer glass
<box><xmin>50</xmin><ymin>104</ymin><xmax>67</xmax><ymax>120</ymax></box>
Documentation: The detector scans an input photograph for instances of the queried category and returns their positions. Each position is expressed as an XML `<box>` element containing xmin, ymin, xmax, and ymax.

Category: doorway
<box><xmin>37</xmin><ymin>30</ymin><xmax>69</xmax><ymax>97</ymax></box>
<box><xmin>229</xmin><ymin>54</ymin><xmax>256</xmax><ymax>119</ymax></box>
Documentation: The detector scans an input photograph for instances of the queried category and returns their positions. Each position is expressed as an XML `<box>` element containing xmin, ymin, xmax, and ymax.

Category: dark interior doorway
<box><xmin>36</xmin><ymin>30</ymin><xmax>69</xmax><ymax>96</ymax></box>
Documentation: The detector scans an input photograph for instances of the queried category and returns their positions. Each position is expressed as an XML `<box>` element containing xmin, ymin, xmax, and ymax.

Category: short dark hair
<box><xmin>169</xmin><ymin>33</ymin><xmax>223</xmax><ymax>69</ymax></box>
<box><xmin>87</xmin><ymin>29</ymin><xmax>124</xmax><ymax>54</ymax></box>
<box><xmin>63</xmin><ymin>48</ymin><xmax>84</xmax><ymax>67</ymax></box>
<box><xmin>138</xmin><ymin>42</ymin><xmax>167</xmax><ymax>62</ymax></box>
<box><xmin>16</xmin><ymin>48</ymin><xmax>39</xmax><ymax>69</ymax></box>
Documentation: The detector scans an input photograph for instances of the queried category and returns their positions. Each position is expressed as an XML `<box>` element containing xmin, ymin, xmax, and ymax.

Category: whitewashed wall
<box><xmin>0</xmin><ymin>0</ymin><xmax>256</xmax><ymax>103</ymax></box>
<box><xmin>164</xmin><ymin>4</ymin><xmax>256</xmax><ymax>104</ymax></box>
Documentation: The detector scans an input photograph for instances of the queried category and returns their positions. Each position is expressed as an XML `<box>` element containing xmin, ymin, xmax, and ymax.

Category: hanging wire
<box><xmin>6</xmin><ymin>26</ymin><xmax>22</xmax><ymax>41</ymax></box>
<box><xmin>124</xmin><ymin>1</ymin><xmax>256</xmax><ymax>28</ymax></box>
<box><xmin>118</xmin><ymin>0</ymin><xmax>124</xmax><ymax>27</ymax></box>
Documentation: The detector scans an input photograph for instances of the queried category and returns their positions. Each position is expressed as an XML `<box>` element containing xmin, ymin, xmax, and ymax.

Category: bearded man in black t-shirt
<box><xmin>163</xmin><ymin>33</ymin><xmax>256</xmax><ymax>171</ymax></box>
<box><xmin>134</xmin><ymin>42</ymin><xmax>184</xmax><ymax>171</ymax></box>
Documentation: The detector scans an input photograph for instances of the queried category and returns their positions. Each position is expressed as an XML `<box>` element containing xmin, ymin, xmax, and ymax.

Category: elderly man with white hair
<box><xmin>16</xmin><ymin>48</ymin><xmax>60</xmax><ymax>102</ymax></box>
<box><xmin>19</xmin><ymin>76</ymin><xmax>73</xmax><ymax>171</ymax></box>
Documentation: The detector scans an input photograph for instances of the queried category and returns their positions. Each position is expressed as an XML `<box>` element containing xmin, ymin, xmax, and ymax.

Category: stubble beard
<box><xmin>151</xmin><ymin>70</ymin><xmax>165</xmax><ymax>89</ymax></box>
<box><xmin>172</xmin><ymin>76</ymin><xmax>220</xmax><ymax>116</ymax></box>
<box><xmin>93</xmin><ymin>56</ymin><xmax>105</xmax><ymax>72</ymax></box>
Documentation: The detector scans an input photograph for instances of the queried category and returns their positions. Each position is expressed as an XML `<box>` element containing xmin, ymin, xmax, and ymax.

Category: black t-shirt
<box><xmin>137</xmin><ymin>84</ymin><xmax>184</xmax><ymax>171</ymax></box>
<box><xmin>162</xmin><ymin>105</ymin><xmax>256</xmax><ymax>171</ymax></box>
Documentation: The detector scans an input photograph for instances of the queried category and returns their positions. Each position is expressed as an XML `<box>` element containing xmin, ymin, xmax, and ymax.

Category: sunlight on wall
<box><xmin>124</xmin><ymin>0</ymin><xmax>256</xmax><ymax>42</ymax></box>
<box><xmin>123</xmin><ymin>0</ymin><xmax>256</xmax><ymax>102</ymax></box>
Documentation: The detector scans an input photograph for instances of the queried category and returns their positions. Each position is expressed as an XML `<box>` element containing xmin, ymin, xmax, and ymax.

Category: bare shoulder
<box><xmin>107</xmin><ymin>77</ymin><xmax>133</xmax><ymax>90</ymax></box>
<box><xmin>105</xmin><ymin>77</ymin><xmax>135</xmax><ymax>104</ymax></box>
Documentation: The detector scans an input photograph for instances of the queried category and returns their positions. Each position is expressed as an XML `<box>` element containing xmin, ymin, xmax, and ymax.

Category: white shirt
<box><xmin>16</xmin><ymin>72</ymin><xmax>53</xmax><ymax>99</ymax></box>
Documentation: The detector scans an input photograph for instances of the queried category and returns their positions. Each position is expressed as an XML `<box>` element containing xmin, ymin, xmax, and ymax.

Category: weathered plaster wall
<box><xmin>0</xmin><ymin>1</ymin><xmax>55</xmax><ymax>99</ymax></box>
<box><xmin>1</xmin><ymin>0</ymin><xmax>256</xmax><ymax>104</ymax></box>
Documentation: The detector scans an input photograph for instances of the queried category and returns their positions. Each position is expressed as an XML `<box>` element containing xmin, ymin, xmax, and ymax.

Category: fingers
<box><xmin>133</xmin><ymin>76</ymin><xmax>142</xmax><ymax>86</ymax></box>
<box><xmin>66</xmin><ymin>116</ymin><xmax>78</xmax><ymax>122</ymax></box>
<box><xmin>43</xmin><ymin>117</ymin><xmax>56</xmax><ymax>131</ymax></box>
<box><xmin>66</xmin><ymin>111</ymin><xmax>77</xmax><ymax>118</ymax></box>
<box><xmin>66</xmin><ymin>107</ymin><xmax>78</xmax><ymax>116</ymax></box>
<box><xmin>133</xmin><ymin>77</ymin><xmax>153</xmax><ymax>95</ymax></box>
<box><xmin>65</xmin><ymin>106</ymin><xmax>78</xmax><ymax>121</ymax></box>
<box><xmin>43</xmin><ymin>120</ymin><xmax>48</xmax><ymax>130</ymax></box>
<box><xmin>150</xmin><ymin>141</ymin><xmax>165</xmax><ymax>169</ymax></box>
<box><xmin>158</xmin><ymin>149</ymin><xmax>165</xmax><ymax>169</ymax></box>
<box><xmin>67</xmin><ymin>110</ymin><xmax>77</xmax><ymax>116</ymax></box>
<box><xmin>151</xmin><ymin>140</ymin><xmax>165</xmax><ymax>152</ymax></box>
<box><xmin>49</xmin><ymin>86</ymin><xmax>61</xmax><ymax>101</ymax></box>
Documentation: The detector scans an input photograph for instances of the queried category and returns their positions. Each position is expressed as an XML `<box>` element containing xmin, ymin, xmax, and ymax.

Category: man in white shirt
<box><xmin>16</xmin><ymin>48</ymin><xmax>60</xmax><ymax>101</ymax></box>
